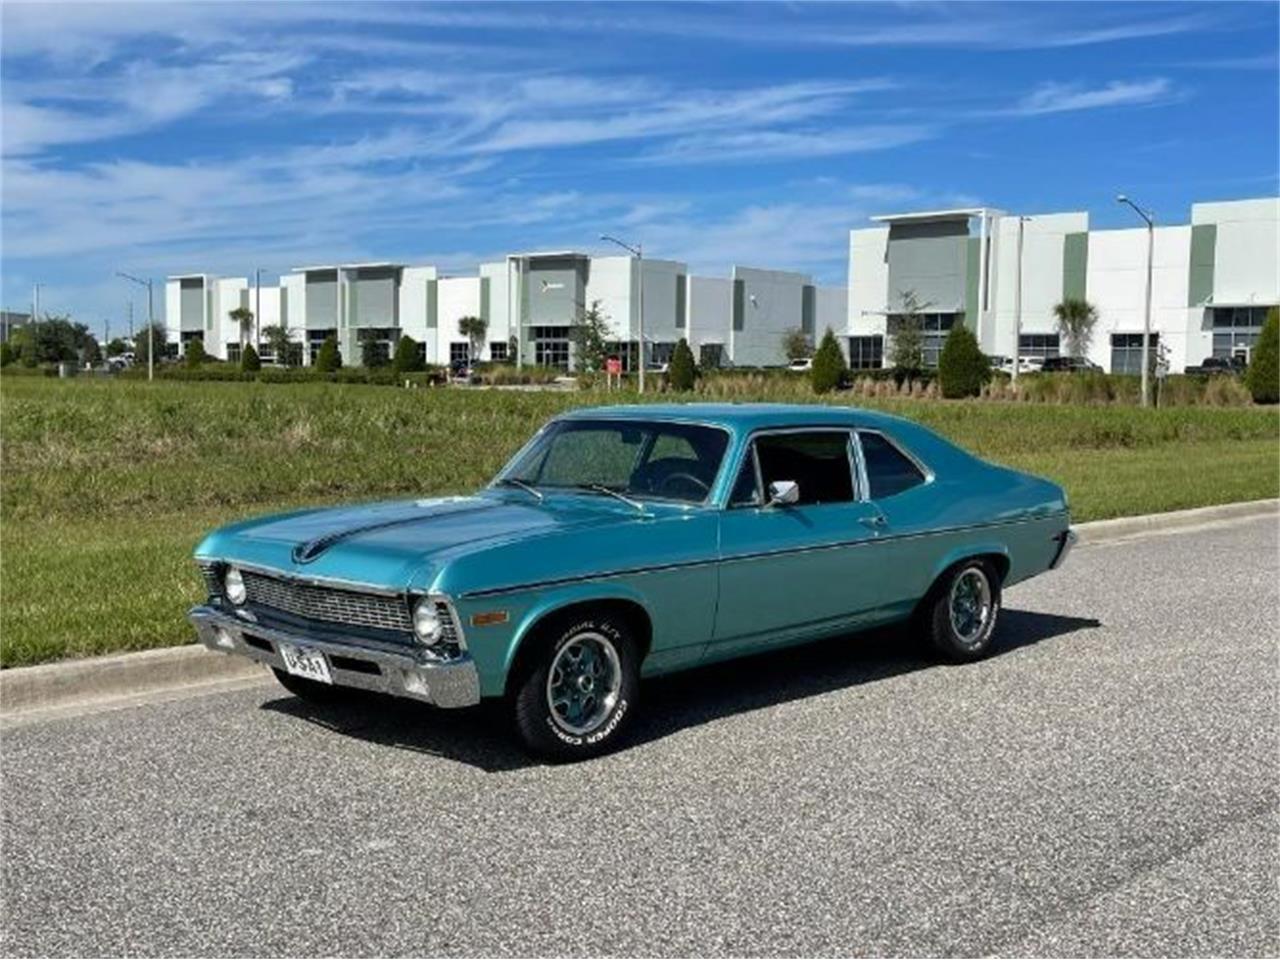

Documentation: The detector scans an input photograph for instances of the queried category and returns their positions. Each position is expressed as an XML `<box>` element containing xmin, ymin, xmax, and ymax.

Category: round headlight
<box><xmin>224</xmin><ymin>567</ymin><xmax>247</xmax><ymax>606</ymax></box>
<box><xmin>413</xmin><ymin>598</ymin><xmax>442</xmax><ymax>643</ymax></box>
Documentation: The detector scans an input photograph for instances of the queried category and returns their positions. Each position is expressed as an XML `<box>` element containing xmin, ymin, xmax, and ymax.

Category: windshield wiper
<box><xmin>575</xmin><ymin>483</ymin><xmax>647</xmax><ymax>514</ymax></box>
<box><xmin>495</xmin><ymin>477</ymin><xmax>544</xmax><ymax>502</ymax></box>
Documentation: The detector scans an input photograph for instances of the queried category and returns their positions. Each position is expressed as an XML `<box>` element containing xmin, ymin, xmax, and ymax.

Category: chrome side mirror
<box><xmin>766</xmin><ymin>480</ymin><xmax>800</xmax><ymax>507</ymax></box>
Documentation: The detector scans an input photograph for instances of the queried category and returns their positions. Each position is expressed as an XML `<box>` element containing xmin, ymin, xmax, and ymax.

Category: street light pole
<box><xmin>1013</xmin><ymin>216</ymin><xmax>1027</xmax><ymax>385</ymax></box>
<box><xmin>600</xmin><ymin>234</ymin><xmax>645</xmax><ymax>393</ymax></box>
<box><xmin>1117</xmin><ymin>195</ymin><xmax>1155</xmax><ymax>408</ymax></box>
<box><xmin>255</xmin><ymin>268</ymin><xmax>262</xmax><ymax>353</ymax></box>
<box><xmin>117</xmin><ymin>271</ymin><xmax>154</xmax><ymax>382</ymax></box>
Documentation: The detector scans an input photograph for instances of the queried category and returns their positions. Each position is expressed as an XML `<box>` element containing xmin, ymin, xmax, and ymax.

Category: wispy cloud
<box><xmin>638</xmin><ymin>125</ymin><xmax>935</xmax><ymax>165</ymax></box>
<box><xmin>1011</xmin><ymin>78</ymin><xmax>1177</xmax><ymax>116</ymax></box>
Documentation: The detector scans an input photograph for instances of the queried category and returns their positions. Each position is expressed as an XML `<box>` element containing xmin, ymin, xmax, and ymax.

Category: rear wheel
<box><xmin>511</xmin><ymin>613</ymin><xmax>640</xmax><ymax>761</ymax></box>
<box><xmin>927</xmin><ymin>560</ymin><xmax>1001</xmax><ymax>661</ymax></box>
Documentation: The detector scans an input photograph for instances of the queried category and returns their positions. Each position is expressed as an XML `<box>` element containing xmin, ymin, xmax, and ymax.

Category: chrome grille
<box><xmin>241</xmin><ymin>570</ymin><xmax>412</xmax><ymax>633</ymax></box>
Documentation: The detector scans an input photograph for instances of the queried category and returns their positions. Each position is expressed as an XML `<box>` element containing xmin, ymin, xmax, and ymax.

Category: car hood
<box><xmin>194</xmin><ymin>492</ymin><xmax>639</xmax><ymax>590</ymax></box>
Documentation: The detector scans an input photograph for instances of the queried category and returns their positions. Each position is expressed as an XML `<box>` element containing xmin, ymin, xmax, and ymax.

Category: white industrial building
<box><xmin>847</xmin><ymin>196</ymin><xmax>1279</xmax><ymax>374</ymax></box>
<box><xmin>165</xmin><ymin>254</ymin><xmax>847</xmax><ymax>371</ymax></box>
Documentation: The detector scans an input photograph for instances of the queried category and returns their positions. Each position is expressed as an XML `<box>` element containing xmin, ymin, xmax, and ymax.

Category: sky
<box><xmin>1</xmin><ymin>0</ymin><xmax>1277</xmax><ymax>340</ymax></box>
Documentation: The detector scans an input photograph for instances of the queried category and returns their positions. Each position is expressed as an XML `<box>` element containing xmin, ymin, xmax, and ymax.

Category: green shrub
<box><xmin>392</xmin><ymin>335</ymin><xmax>423</xmax><ymax>374</ymax></box>
<box><xmin>1245</xmin><ymin>306</ymin><xmax>1278</xmax><ymax>404</ymax></box>
<box><xmin>0</xmin><ymin>342</ymin><xmax>13</xmax><ymax>367</ymax></box>
<box><xmin>810</xmin><ymin>329</ymin><xmax>847</xmax><ymax>394</ymax></box>
<box><xmin>937</xmin><ymin>324</ymin><xmax>990</xmax><ymax>398</ymax></box>
<box><xmin>240</xmin><ymin>344</ymin><xmax>261</xmax><ymax>373</ymax></box>
<box><xmin>185</xmin><ymin>340</ymin><xmax>207</xmax><ymax>368</ymax></box>
<box><xmin>669</xmin><ymin>338</ymin><xmax>697</xmax><ymax>392</ymax></box>
<box><xmin>361</xmin><ymin>339</ymin><xmax>389</xmax><ymax>368</ymax></box>
<box><xmin>315</xmin><ymin>335</ymin><xmax>341</xmax><ymax>373</ymax></box>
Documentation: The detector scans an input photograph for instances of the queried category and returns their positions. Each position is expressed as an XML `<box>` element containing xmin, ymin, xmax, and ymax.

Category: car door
<box><xmin>708</xmin><ymin>429</ymin><xmax>889</xmax><ymax>660</ymax></box>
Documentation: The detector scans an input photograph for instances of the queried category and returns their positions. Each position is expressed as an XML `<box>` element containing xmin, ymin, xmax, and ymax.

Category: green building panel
<box><xmin>1062</xmin><ymin>232</ymin><xmax>1088</xmax><ymax>301</ymax></box>
<box><xmin>964</xmin><ymin>237</ymin><xmax>980</xmax><ymax>327</ymax></box>
<box><xmin>1188</xmin><ymin>224</ymin><xmax>1217</xmax><ymax>306</ymax></box>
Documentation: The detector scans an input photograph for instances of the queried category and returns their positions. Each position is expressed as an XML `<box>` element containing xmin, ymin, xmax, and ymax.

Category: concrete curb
<box><xmin>1075</xmin><ymin>498</ymin><xmax>1278</xmax><ymax>544</ymax></box>
<box><xmin>0</xmin><ymin>644</ymin><xmax>267</xmax><ymax>716</ymax></box>
<box><xmin>2</xmin><ymin>498</ymin><xmax>1276</xmax><ymax>718</ymax></box>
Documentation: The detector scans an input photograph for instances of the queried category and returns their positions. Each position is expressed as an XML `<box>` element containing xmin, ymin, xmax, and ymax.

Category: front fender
<box><xmin>502</xmin><ymin>581</ymin><xmax>656</xmax><ymax>679</ymax></box>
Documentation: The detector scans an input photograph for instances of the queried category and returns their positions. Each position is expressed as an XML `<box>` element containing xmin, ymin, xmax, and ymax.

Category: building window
<box><xmin>308</xmin><ymin>329</ymin><xmax>336</xmax><ymax>365</ymax></box>
<box><xmin>489</xmin><ymin>341</ymin><xmax>508</xmax><ymax>363</ymax></box>
<box><xmin>699</xmin><ymin>343</ymin><xmax>725</xmax><ymax>369</ymax></box>
<box><xmin>1211</xmin><ymin>306</ymin><xmax>1271</xmax><ymax>360</ymax></box>
<box><xmin>732</xmin><ymin>279</ymin><xmax>745</xmax><ymax>331</ymax></box>
<box><xmin>605</xmin><ymin>341</ymin><xmax>639</xmax><ymax>372</ymax></box>
<box><xmin>651</xmin><ymin>341</ymin><xmax>676</xmax><ymax>365</ymax></box>
<box><xmin>529</xmin><ymin>326</ymin><xmax>571</xmax><ymax>370</ymax></box>
<box><xmin>450</xmin><ymin>342</ymin><xmax>470</xmax><ymax>366</ymax></box>
<box><xmin>848</xmin><ymin>335</ymin><xmax>884</xmax><ymax>370</ymax></box>
<box><xmin>226</xmin><ymin>343</ymin><xmax>241</xmax><ymax>363</ymax></box>
<box><xmin>1110</xmin><ymin>333</ymin><xmax>1160</xmax><ymax>375</ymax></box>
<box><xmin>1018</xmin><ymin>333</ymin><xmax>1060</xmax><ymax>361</ymax></box>
<box><xmin>890</xmin><ymin>312</ymin><xmax>958</xmax><ymax>368</ymax></box>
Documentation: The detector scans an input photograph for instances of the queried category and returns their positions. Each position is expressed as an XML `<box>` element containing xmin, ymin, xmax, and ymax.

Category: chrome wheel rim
<box><xmin>950</xmin><ymin>568</ymin><xmax>993</xmax><ymax>646</ymax></box>
<box><xmin>546</xmin><ymin>632</ymin><xmax>622</xmax><ymax>735</ymax></box>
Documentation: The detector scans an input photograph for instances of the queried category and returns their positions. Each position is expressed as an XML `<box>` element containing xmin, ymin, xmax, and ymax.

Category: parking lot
<box><xmin>2</xmin><ymin>518</ymin><xmax>1276</xmax><ymax>957</ymax></box>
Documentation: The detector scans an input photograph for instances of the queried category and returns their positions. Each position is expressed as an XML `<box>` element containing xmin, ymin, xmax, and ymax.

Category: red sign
<box><xmin>606</xmin><ymin>357</ymin><xmax>622</xmax><ymax>375</ymax></box>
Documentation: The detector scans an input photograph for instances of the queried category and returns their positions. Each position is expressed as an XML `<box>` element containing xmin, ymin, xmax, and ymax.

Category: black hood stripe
<box><xmin>291</xmin><ymin>500</ymin><xmax>492</xmax><ymax>563</ymax></box>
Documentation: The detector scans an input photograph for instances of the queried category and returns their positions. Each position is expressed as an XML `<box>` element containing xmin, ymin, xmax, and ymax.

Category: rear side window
<box><xmin>859</xmin><ymin>432</ymin><xmax>926</xmax><ymax>499</ymax></box>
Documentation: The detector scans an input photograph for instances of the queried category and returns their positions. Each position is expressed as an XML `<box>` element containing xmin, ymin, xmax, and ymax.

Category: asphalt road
<box><xmin>3</xmin><ymin>519</ymin><xmax>1277</xmax><ymax>957</ymax></box>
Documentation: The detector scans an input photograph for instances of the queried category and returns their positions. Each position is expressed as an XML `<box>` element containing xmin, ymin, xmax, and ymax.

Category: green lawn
<box><xmin>2</xmin><ymin>376</ymin><xmax>1276</xmax><ymax>667</ymax></box>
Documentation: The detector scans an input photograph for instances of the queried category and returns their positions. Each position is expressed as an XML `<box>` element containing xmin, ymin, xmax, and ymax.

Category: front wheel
<box><xmin>927</xmin><ymin>560</ymin><xmax>1001</xmax><ymax>661</ymax></box>
<box><xmin>511</xmin><ymin>614</ymin><xmax>640</xmax><ymax>761</ymax></box>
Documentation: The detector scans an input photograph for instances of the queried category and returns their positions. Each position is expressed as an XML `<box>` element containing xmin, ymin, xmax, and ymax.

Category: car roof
<box><xmin>558</xmin><ymin>402</ymin><xmax>912</xmax><ymax>433</ymax></box>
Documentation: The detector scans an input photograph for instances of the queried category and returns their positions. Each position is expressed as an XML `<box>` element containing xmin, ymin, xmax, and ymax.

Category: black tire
<box><xmin>271</xmin><ymin>667</ymin><xmax>358</xmax><ymax>706</ymax></box>
<box><xmin>511</xmin><ymin>612</ymin><xmax>640</xmax><ymax>761</ymax></box>
<box><xmin>927</xmin><ymin>559</ymin><xmax>1001</xmax><ymax>662</ymax></box>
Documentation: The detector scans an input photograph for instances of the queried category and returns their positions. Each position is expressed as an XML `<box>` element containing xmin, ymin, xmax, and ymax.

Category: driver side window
<box><xmin>730</xmin><ymin>431</ymin><xmax>857</xmax><ymax>507</ymax></box>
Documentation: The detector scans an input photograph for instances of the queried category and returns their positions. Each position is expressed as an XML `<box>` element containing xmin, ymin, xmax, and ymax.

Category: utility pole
<box><xmin>117</xmin><ymin>272</ymin><xmax>155</xmax><ymax>381</ymax></box>
<box><xmin>127</xmin><ymin>301</ymin><xmax>134</xmax><ymax>342</ymax></box>
<box><xmin>32</xmin><ymin>283</ymin><xmax>43</xmax><ymax>322</ymax></box>
<box><xmin>255</xmin><ymin>268</ymin><xmax>262</xmax><ymax>351</ymax></box>
<box><xmin>1012</xmin><ymin>216</ymin><xmax>1028</xmax><ymax>385</ymax></box>
<box><xmin>1117</xmin><ymin>195</ymin><xmax>1155</xmax><ymax>408</ymax></box>
<box><xmin>600</xmin><ymin>234</ymin><xmax>645</xmax><ymax>393</ymax></box>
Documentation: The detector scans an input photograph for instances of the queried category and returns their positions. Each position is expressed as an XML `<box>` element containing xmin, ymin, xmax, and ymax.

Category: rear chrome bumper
<box><xmin>188</xmin><ymin>605</ymin><xmax>481</xmax><ymax>708</ymax></box>
<box><xmin>1050</xmin><ymin>528</ymin><xmax>1078</xmax><ymax>570</ymax></box>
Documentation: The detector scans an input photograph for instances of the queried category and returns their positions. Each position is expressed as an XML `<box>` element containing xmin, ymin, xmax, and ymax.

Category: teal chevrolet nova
<box><xmin>189</xmin><ymin>403</ymin><xmax>1075</xmax><ymax>759</ymax></box>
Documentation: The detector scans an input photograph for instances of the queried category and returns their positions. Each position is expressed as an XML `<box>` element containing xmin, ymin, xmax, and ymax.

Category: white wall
<box><xmin>397</xmin><ymin>266</ymin><xmax>435</xmax><ymax>359</ymax></box>
<box><xmin>163</xmin><ymin>280</ymin><xmax>183</xmax><ymax>347</ymax></box>
<box><xmin>1085</xmin><ymin>225</ymin><xmax>1191</xmax><ymax>371</ymax></box>
<box><xmin>211</xmin><ymin>278</ymin><xmax>248</xmax><ymax>360</ymax></box>
<box><xmin>689</xmin><ymin>276</ymin><xmax>731</xmax><ymax>356</ymax></box>
<box><xmin>988</xmin><ymin>213</ymin><xmax>1089</xmax><ymax>353</ymax></box>
<box><xmin>1194</xmin><ymin>198</ymin><xmax>1280</xmax><ymax>306</ymax></box>
<box><xmin>437</xmin><ymin>276</ymin><xmax>482</xmax><ymax>361</ymax></box>
<box><xmin>480</xmin><ymin>261</ymin><xmax>511</xmax><ymax>349</ymax></box>
<box><xmin>848</xmin><ymin>227</ymin><xmax>889</xmax><ymax>337</ymax></box>
<box><xmin>731</xmin><ymin>266</ymin><xmax>810</xmax><ymax>368</ymax></box>
<box><xmin>584</xmin><ymin>256</ymin><xmax>634</xmax><ymax>340</ymax></box>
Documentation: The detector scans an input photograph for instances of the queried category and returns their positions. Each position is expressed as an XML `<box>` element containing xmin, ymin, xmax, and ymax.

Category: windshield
<box><xmin>497</xmin><ymin>419</ymin><xmax>730</xmax><ymax>504</ymax></box>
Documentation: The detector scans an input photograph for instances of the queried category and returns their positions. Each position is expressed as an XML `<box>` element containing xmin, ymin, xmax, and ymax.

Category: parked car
<box><xmin>990</xmin><ymin>355</ymin><xmax>1044</xmax><ymax>375</ymax></box>
<box><xmin>788</xmin><ymin>357</ymin><xmax>814</xmax><ymax>372</ymax></box>
<box><xmin>449</xmin><ymin>359</ymin><xmax>477</xmax><ymax>384</ymax></box>
<box><xmin>189</xmin><ymin>404</ymin><xmax>1075</xmax><ymax>759</ymax></box>
<box><xmin>1040</xmin><ymin>356</ymin><xmax>1102</xmax><ymax>373</ymax></box>
<box><xmin>1185</xmin><ymin>355</ymin><xmax>1245</xmax><ymax>376</ymax></box>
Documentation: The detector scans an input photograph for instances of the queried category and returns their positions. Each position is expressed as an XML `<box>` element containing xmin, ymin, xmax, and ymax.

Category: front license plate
<box><xmin>278</xmin><ymin>642</ymin><xmax>333</xmax><ymax>685</ymax></box>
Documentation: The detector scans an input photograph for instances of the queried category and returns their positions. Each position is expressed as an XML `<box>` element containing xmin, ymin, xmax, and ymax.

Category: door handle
<box><xmin>860</xmin><ymin>514</ymin><xmax>887</xmax><ymax>530</ymax></box>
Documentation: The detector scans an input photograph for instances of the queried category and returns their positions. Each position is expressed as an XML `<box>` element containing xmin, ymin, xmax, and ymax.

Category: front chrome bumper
<box><xmin>188</xmin><ymin>605</ymin><xmax>481</xmax><ymax>708</ymax></box>
<box><xmin>1050</xmin><ymin>528</ymin><xmax>1078</xmax><ymax>570</ymax></box>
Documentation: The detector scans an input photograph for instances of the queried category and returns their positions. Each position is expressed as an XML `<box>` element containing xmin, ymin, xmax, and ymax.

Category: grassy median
<box><xmin>2</xmin><ymin>376</ymin><xmax>1277</xmax><ymax>666</ymax></box>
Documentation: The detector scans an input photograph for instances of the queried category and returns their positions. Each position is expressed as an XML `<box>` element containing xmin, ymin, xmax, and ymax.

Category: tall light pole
<box><xmin>255</xmin><ymin>268</ymin><xmax>263</xmax><ymax>351</ymax></box>
<box><xmin>32</xmin><ymin>283</ymin><xmax>43</xmax><ymax>322</ymax></box>
<box><xmin>1117</xmin><ymin>194</ymin><xmax>1155</xmax><ymax>408</ymax></box>
<box><xmin>1012</xmin><ymin>216</ymin><xmax>1028</xmax><ymax>384</ymax></box>
<box><xmin>117</xmin><ymin>272</ymin><xmax>154</xmax><ymax>382</ymax></box>
<box><xmin>600</xmin><ymin>234</ymin><xmax>645</xmax><ymax>393</ymax></box>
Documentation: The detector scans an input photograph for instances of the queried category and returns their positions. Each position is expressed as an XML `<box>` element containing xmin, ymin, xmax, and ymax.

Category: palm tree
<box><xmin>1053</xmin><ymin>298</ymin><xmax>1099</xmax><ymax>358</ymax></box>
<box><xmin>458</xmin><ymin>315</ymin><xmax>488</xmax><ymax>363</ymax></box>
<box><xmin>228</xmin><ymin>306</ymin><xmax>254</xmax><ymax>350</ymax></box>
